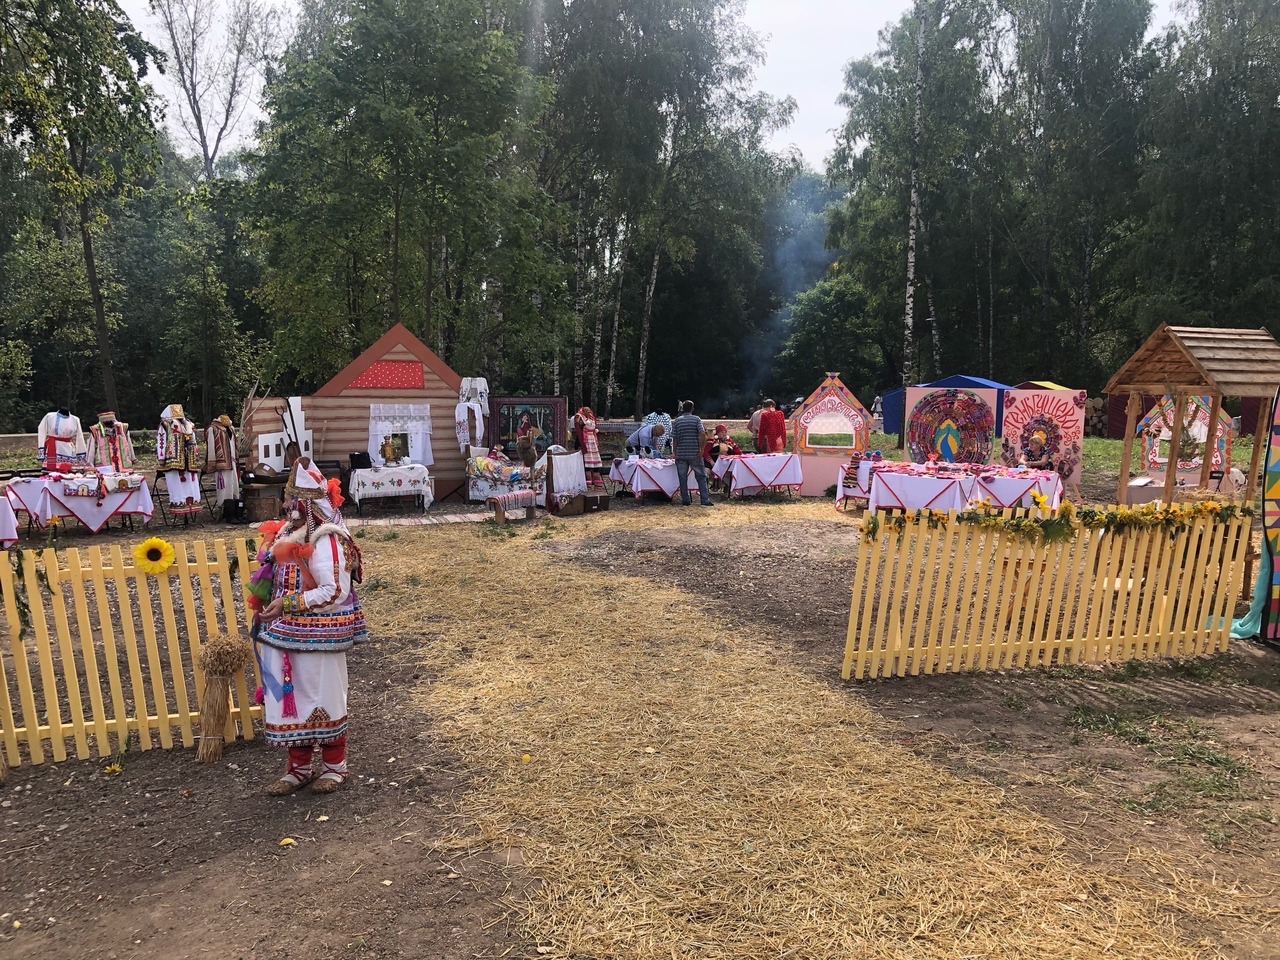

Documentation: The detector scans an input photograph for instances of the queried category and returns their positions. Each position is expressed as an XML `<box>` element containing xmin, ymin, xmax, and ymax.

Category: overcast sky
<box><xmin>122</xmin><ymin>0</ymin><xmax>1182</xmax><ymax>172</ymax></box>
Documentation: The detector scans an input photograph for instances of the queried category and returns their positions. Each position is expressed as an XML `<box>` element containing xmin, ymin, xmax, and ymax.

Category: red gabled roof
<box><xmin>314</xmin><ymin>323</ymin><xmax>462</xmax><ymax>397</ymax></box>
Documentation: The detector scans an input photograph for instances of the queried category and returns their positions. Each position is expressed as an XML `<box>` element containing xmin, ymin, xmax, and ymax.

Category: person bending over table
<box><xmin>626</xmin><ymin>422</ymin><xmax>666</xmax><ymax>457</ymax></box>
<box><xmin>1018</xmin><ymin>430</ymin><xmax>1053</xmax><ymax>470</ymax></box>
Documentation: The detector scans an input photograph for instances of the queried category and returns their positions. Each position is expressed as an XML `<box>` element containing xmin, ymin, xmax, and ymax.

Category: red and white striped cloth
<box><xmin>490</xmin><ymin>488</ymin><xmax>537</xmax><ymax>511</ymax></box>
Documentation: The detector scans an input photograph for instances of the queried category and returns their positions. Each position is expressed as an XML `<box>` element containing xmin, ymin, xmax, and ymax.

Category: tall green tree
<box><xmin>248</xmin><ymin>0</ymin><xmax>564</xmax><ymax>391</ymax></box>
<box><xmin>1123</xmin><ymin>0</ymin><xmax>1280</xmax><ymax>336</ymax></box>
<box><xmin>2</xmin><ymin>0</ymin><xmax>161</xmax><ymax>412</ymax></box>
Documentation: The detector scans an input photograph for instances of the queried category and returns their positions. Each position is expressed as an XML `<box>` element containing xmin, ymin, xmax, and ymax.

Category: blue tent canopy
<box><xmin>880</xmin><ymin>376</ymin><xmax>1013</xmax><ymax>438</ymax></box>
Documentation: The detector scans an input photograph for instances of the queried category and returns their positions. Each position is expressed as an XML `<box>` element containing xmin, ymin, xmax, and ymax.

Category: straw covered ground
<box><xmin>353</xmin><ymin>504</ymin><xmax>1276</xmax><ymax>959</ymax></box>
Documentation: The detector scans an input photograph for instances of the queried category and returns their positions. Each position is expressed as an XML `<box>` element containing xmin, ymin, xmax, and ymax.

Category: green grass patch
<box><xmin>1068</xmin><ymin>704</ymin><xmax>1155</xmax><ymax>744</ymax></box>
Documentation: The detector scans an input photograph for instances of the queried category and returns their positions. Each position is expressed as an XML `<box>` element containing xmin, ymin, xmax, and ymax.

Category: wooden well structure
<box><xmin>1105</xmin><ymin>324</ymin><xmax>1280</xmax><ymax>507</ymax></box>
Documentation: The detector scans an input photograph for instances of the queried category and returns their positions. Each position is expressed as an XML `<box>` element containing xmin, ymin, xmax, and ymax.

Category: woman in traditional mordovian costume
<box><xmin>251</xmin><ymin>460</ymin><xmax>366</xmax><ymax>795</ymax></box>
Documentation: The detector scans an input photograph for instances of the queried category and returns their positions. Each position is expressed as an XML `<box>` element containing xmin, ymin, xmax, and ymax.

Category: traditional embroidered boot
<box><xmin>266</xmin><ymin>747</ymin><xmax>314</xmax><ymax>795</ymax></box>
<box><xmin>312</xmin><ymin>736</ymin><xmax>349</xmax><ymax>794</ymax></box>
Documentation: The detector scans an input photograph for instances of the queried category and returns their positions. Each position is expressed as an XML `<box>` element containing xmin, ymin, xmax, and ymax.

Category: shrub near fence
<box><xmin>0</xmin><ymin>539</ymin><xmax>261</xmax><ymax>768</ymax></box>
<box><xmin>842</xmin><ymin>509</ymin><xmax>1250</xmax><ymax>680</ymax></box>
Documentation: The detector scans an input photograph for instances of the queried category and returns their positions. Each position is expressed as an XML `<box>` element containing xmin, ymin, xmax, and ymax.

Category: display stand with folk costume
<box><xmin>37</xmin><ymin>408</ymin><xmax>87</xmax><ymax>466</ymax></box>
<box><xmin>87</xmin><ymin>411</ymin><xmax>135</xmax><ymax>473</ymax></box>
<box><xmin>204</xmin><ymin>414</ymin><xmax>242</xmax><ymax>522</ymax></box>
<box><xmin>573</xmin><ymin>406</ymin><xmax>604</xmax><ymax>486</ymax></box>
<box><xmin>248</xmin><ymin>461</ymin><xmax>366</xmax><ymax>795</ymax></box>
<box><xmin>157</xmin><ymin>404</ymin><xmax>202</xmax><ymax>517</ymax></box>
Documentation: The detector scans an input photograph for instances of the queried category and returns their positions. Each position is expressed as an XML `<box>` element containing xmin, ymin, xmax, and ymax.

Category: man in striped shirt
<box><xmin>670</xmin><ymin>401</ymin><xmax>713</xmax><ymax>507</ymax></box>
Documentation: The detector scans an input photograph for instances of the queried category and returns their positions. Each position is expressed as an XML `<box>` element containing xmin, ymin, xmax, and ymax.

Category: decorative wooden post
<box><xmin>1246</xmin><ymin>395</ymin><xmax>1271</xmax><ymax>505</ymax></box>
<box><xmin>1199</xmin><ymin>394</ymin><xmax>1223</xmax><ymax>489</ymax></box>
<box><xmin>1162</xmin><ymin>392</ymin><xmax>1187</xmax><ymax>506</ymax></box>
<box><xmin>1116</xmin><ymin>391</ymin><xmax>1141</xmax><ymax>506</ymax></box>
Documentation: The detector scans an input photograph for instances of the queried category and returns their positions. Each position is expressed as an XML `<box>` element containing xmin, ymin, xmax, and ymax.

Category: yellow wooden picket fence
<box><xmin>842</xmin><ymin>510</ymin><xmax>1250</xmax><ymax>680</ymax></box>
<box><xmin>0</xmin><ymin>539</ymin><xmax>261</xmax><ymax>767</ymax></box>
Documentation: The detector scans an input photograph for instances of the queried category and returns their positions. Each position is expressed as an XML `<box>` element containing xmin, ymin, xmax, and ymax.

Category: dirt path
<box><xmin>552</xmin><ymin>513</ymin><xmax>1280</xmax><ymax>957</ymax></box>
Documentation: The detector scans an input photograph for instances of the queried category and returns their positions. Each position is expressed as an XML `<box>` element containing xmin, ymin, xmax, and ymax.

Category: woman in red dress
<box><xmin>573</xmin><ymin>406</ymin><xmax>604</xmax><ymax>486</ymax></box>
<box><xmin>757</xmin><ymin>399</ymin><xmax>787</xmax><ymax>454</ymax></box>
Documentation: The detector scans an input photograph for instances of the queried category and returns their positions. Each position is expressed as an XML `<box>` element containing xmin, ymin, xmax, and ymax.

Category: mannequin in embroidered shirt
<box><xmin>158</xmin><ymin>404</ymin><xmax>202</xmax><ymax>516</ymax></box>
<box><xmin>87</xmin><ymin>411</ymin><xmax>135</xmax><ymax>472</ymax></box>
<box><xmin>253</xmin><ymin>460</ymin><xmax>366</xmax><ymax>795</ymax></box>
<box><xmin>37</xmin><ymin>409</ymin><xmax>87</xmax><ymax>466</ymax></box>
<box><xmin>204</xmin><ymin>415</ymin><xmax>242</xmax><ymax>521</ymax></box>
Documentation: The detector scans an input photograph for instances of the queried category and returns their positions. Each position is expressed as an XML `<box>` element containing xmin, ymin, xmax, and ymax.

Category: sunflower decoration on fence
<box><xmin>133</xmin><ymin>536</ymin><xmax>176</xmax><ymax>575</ymax></box>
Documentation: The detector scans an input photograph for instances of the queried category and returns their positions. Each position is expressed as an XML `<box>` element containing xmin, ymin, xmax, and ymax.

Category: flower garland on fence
<box><xmin>863</xmin><ymin>498</ymin><xmax>1253</xmax><ymax>545</ymax></box>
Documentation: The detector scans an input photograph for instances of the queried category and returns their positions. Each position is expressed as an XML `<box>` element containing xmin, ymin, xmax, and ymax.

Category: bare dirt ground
<box><xmin>0</xmin><ymin>630</ymin><xmax>521</xmax><ymax>960</ymax></box>
<box><xmin>552</xmin><ymin>512</ymin><xmax>1280</xmax><ymax>959</ymax></box>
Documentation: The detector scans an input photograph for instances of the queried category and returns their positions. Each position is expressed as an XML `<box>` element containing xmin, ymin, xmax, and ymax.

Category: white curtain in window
<box><xmin>368</xmin><ymin>403</ymin><xmax>434</xmax><ymax>465</ymax></box>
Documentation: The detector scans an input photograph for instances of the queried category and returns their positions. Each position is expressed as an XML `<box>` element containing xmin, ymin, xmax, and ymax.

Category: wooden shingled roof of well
<box><xmin>1104</xmin><ymin>324</ymin><xmax>1280</xmax><ymax>398</ymax></box>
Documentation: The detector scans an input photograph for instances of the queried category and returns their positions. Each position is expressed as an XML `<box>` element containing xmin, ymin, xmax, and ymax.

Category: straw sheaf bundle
<box><xmin>350</xmin><ymin>518</ymin><xmax>1279</xmax><ymax>960</ymax></box>
<box><xmin>196</xmin><ymin>630</ymin><xmax>255</xmax><ymax>763</ymax></box>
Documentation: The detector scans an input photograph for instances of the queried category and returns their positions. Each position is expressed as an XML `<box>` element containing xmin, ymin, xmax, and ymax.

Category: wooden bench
<box><xmin>486</xmin><ymin>488</ymin><xmax>538</xmax><ymax>525</ymax></box>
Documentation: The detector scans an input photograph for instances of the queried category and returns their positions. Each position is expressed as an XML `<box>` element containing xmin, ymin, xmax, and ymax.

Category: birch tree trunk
<box><xmin>971</xmin><ymin>192</ymin><xmax>983</xmax><ymax>370</ymax></box>
<box><xmin>633</xmin><ymin>239</ymin><xmax>663</xmax><ymax>420</ymax></box>
<box><xmin>927</xmin><ymin>282</ymin><xmax>941</xmax><ymax>378</ymax></box>
<box><xmin>572</xmin><ymin>183</ymin><xmax>586</xmax><ymax>411</ymax></box>
<box><xmin>902</xmin><ymin>4</ymin><xmax>926</xmax><ymax>389</ymax></box>
<box><xmin>590</xmin><ymin>221</ymin><xmax>610</xmax><ymax>413</ymax></box>
<box><xmin>605</xmin><ymin>219</ymin><xmax>630</xmax><ymax>417</ymax></box>
<box><xmin>987</xmin><ymin>224</ymin><xmax>994</xmax><ymax>378</ymax></box>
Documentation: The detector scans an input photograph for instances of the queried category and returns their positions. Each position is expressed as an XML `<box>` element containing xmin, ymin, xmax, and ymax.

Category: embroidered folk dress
<box><xmin>204</xmin><ymin>422</ymin><xmax>241</xmax><ymax>505</ymax></box>
<box><xmin>157</xmin><ymin>415</ymin><xmax>202</xmax><ymax>514</ymax></box>
<box><xmin>575</xmin><ymin>413</ymin><xmax>603</xmax><ymax>470</ymax></box>
<box><xmin>258</xmin><ymin>528</ymin><xmax>367</xmax><ymax>746</ymax></box>
<box><xmin>87</xmin><ymin>421</ymin><xmax>135</xmax><ymax>472</ymax></box>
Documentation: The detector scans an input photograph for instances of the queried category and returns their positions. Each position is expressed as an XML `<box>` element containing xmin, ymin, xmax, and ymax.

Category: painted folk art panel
<box><xmin>905</xmin><ymin>388</ymin><xmax>998</xmax><ymax>464</ymax></box>
<box><xmin>1000</xmin><ymin>389</ymin><xmax>1086</xmax><ymax>486</ymax></box>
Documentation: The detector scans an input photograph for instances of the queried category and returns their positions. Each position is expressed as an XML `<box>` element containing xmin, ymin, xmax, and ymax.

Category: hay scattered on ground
<box><xmin>358</xmin><ymin>512</ymin><xmax>1274</xmax><ymax>959</ymax></box>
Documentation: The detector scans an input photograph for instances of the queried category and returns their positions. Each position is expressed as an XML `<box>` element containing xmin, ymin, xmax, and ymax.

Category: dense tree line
<box><xmin>1</xmin><ymin>0</ymin><xmax>1276</xmax><ymax>433</ymax></box>
<box><xmin>779</xmin><ymin>0</ymin><xmax>1280</xmax><ymax>399</ymax></box>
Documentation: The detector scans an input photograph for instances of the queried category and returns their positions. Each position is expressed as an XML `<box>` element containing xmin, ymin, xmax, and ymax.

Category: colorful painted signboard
<box><xmin>1000</xmin><ymin>388</ymin><xmax>1086</xmax><ymax>485</ymax></box>
<box><xmin>904</xmin><ymin>387</ymin><xmax>997</xmax><ymax>464</ymax></box>
<box><xmin>1263</xmin><ymin>387</ymin><xmax>1280</xmax><ymax>643</ymax></box>
<box><xmin>789</xmin><ymin>373</ymin><xmax>872</xmax><ymax>455</ymax></box>
<box><xmin>1135</xmin><ymin>395</ymin><xmax>1231</xmax><ymax>475</ymax></box>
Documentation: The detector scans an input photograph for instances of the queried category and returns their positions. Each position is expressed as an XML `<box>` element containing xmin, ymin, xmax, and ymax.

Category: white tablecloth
<box><xmin>610</xmin><ymin>458</ymin><xmax>689</xmax><ymax>499</ymax></box>
<box><xmin>973</xmin><ymin>472</ymin><xmax>1062</xmax><ymax>510</ymax></box>
<box><xmin>6</xmin><ymin>477</ymin><xmax>155</xmax><ymax>533</ymax></box>
<box><xmin>836</xmin><ymin>461</ymin><xmax>876</xmax><ymax>506</ymax></box>
<box><xmin>867</xmin><ymin>470</ymin><xmax>1062</xmax><ymax>514</ymax></box>
<box><xmin>350</xmin><ymin>464</ymin><xmax>433</xmax><ymax>511</ymax></box>
<box><xmin>712</xmin><ymin>453</ymin><xmax>803</xmax><ymax>496</ymax></box>
<box><xmin>0</xmin><ymin>497</ymin><xmax>16</xmax><ymax>547</ymax></box>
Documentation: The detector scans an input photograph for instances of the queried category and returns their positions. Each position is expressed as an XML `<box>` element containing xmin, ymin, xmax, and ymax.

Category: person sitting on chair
<box><xmin>1019</xmin><ymin>431</ymin><xmax>1053</xmax><ymax>470</ymax></box>
<box><xmin>702</xmin><ymin>423</ymin><xmax>741</xmax><ymax>468</ymax></box>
